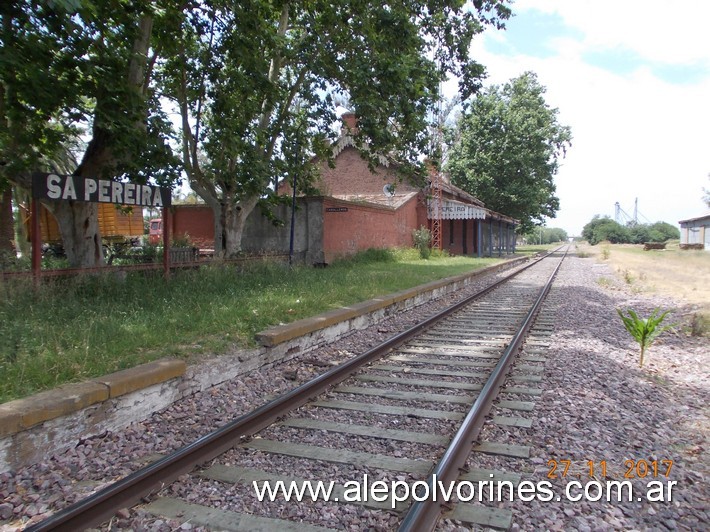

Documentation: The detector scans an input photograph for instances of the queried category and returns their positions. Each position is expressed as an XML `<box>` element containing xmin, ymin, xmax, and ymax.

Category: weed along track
<box><xmin>27</xmin><ymin>248</ymin><xmax>567</xmax><ymax>531</ymax></box>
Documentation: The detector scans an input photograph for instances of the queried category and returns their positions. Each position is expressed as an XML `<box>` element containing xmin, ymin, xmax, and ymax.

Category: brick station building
<box><xmin>291</xmin><ymin>112</ymin><xmax>518</xmax><ymax>262</ymax></box>
<box><xmin>169</xmin><ymin>113</ymin><xmax>518</xmax><ymax>264</ymax></box>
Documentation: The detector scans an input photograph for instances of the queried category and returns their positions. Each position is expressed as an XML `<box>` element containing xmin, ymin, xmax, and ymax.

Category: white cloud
<box><xmin>464</xmin><ymin>1</ymin><xmax>710</xmax><ymax>235</ymax></box>
<box><xmin>511</xmin><ymin>0</ymin><xmax>710</xmax><ymax>66</ymax></box>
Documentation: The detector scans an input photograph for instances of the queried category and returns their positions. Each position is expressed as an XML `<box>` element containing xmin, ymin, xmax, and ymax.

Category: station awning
<box><xmin>428</xmin><ymin>199</ymin><xmax>487</xmax><ymax>220</ymax></box>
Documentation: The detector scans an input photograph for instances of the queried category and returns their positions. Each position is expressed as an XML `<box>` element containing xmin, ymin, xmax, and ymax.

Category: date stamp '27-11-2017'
<box><xmin>547</xmin><ymin>459</ymin><xmax>674</xmax><ymax>480</ymax></box>
<box><xmin>543</xmin><ymin>459</ymin><xmax>677</xmax><ymax>503</ymax></box>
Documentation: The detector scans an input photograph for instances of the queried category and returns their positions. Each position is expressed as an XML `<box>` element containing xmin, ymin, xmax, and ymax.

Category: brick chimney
<box><xmin>341</xmin><ymin>112</ymin><xmax>358</xmax><ymax>136</ymax></box>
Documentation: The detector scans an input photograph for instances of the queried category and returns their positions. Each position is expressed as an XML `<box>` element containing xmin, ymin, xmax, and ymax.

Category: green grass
<box><xmin>596</xmin><ymin>277</ymin><xmax>613</xmax><ymax>289</ymax></box>
<box><xmin>0</xmin><ymin>248</ymin><xmax>502</xmax><ymax>403</ymax></box>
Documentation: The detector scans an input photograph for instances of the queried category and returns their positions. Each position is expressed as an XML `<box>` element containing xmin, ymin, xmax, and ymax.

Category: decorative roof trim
<box><xmin>330</xmin><ymin>134</ymin><xmax>390</xmax><ymax>167</ymax></box>
<box><xmin>327</xmin><ymin>191</ymin><xmax>418</xmax><ymax>211</ymax></box>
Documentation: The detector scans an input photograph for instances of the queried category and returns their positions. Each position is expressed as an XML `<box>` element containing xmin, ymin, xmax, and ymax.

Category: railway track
<box><xmin>28</xmin><ymin>247</ymin><xmax>567</xmax><ymax>531</ymax></box>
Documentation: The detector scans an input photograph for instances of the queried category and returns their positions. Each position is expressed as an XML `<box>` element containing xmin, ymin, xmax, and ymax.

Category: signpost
<box><xmin>31</xmin><ymin>173</ymin><xmax>172</xmax><ymax>280</ymax></box>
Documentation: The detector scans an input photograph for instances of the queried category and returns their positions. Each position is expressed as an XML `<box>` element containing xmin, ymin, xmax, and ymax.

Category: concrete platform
<box><xmin>0</xmin><ymin>255</ymin><xmax>527</xmax><ymax>472</ymax></box>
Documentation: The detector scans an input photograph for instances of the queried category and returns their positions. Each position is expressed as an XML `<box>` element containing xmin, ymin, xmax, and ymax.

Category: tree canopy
<box><xmin>158</xmin><ymin>0</ymin><xmax>512</xmax><ymax>256</ymax></box>
<box><xmin>581</xmin><ymin>216</ymin><xmax>680</xmax><ymax>245</ymax></box>
<box><xmin>582</xmin><ymin>217</ymin><xmax>630</xmax><ymax>245</ymax></box>
<box><xmin>2</xmin><ymin>0</ymin><xmax>513</xmax><ymax>263</ymax></box>
<box><xmin>1</xmin><ymin>0</ymin><xmax>180</xmax><ymax>266</ymax></box>
<box><xmin>445</xmin><ymin>72</ymin><xmax>572</xmax><ymax>234</ymax></box>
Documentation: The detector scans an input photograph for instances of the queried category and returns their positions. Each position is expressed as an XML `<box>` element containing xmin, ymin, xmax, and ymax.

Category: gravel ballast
<box><xmin>0</xmin><ymin>254</ymin><xmax>707</xmax><ymax>531</ymax></box>
<box><xmin>497</xmin><ymin>254</ymin><xmax>709</xmax><ymax>531</ymax></box>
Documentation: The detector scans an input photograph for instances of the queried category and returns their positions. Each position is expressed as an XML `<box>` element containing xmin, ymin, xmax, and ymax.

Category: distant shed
<box><xmin>678</xmin><ymin>214</ymin><xmax>710</xmax><ymax>250</ymax></box>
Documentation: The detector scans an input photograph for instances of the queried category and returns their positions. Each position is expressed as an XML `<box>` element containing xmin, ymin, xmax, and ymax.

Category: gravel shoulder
<box><xmin>0</xmin><ymin>254</ymin><xmax>707</xmax><ymax>531</ymax></box>
<box><xmin>499</xmin><ymin>255</ymin><xmax>709</xmax><ymax>531</ymax></box>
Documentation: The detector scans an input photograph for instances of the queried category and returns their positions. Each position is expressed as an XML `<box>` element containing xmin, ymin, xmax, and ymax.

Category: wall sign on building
<box><xmin>326</xmin><ymin>207</ymin><xmax>349</xmax><ymax>213</ymax></box>
<box><xmin>428</xmin><ymin>199</ymin><xmax>486</xmax><ymax>220</ymax></box>
<box><xmin>32</xmin><ymin>173</ymin><xmax>171</xmax><ymax>208</ymax></box>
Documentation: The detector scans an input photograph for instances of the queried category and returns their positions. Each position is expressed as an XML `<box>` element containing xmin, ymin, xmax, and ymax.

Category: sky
<box><xmin>462</xmin><ymin>0</ymin><xmax>710</xmax><ymax>236</ymax></box>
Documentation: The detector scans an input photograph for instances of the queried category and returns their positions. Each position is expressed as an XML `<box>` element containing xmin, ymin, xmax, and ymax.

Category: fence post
<box><xmin>31</xmin><ymin>198</ymin><xmax>41</xmax><ymax>284</ymax></box>
<box><xmin>163</xmin><ymin>207</ymin><xmax>171</xmax><ymax>279</ymax></box>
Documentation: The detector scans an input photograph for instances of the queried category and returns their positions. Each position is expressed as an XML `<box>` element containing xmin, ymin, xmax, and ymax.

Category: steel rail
<box><xmin>399</xmin><ymin>247</ymin><xmax>567</xmax><ymax>532</ymax></box>
<box><xmin>27</xmin><ymin>251</ymin><xmax>555</xmax><ymax>532</ymax></box>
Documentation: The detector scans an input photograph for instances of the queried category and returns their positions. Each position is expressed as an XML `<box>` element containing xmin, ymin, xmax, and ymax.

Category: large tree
<box><xmin>1</xmin><ymin>0</ymin><xmax>178</xmax><ymax>267</ymax></box>
<box><xmin>582</xmin><ymin>216</ymin><xmax>630</xmax><ymax>245</ymax></box>
<box><xmin>446</xmin><ymin>71</ymin><xmax>572</xmax><ymax>233</ymax></box>
<box><xmin>582</xmin><ymin>216</ymin><xmax>627</xmax><ymax>245</ymax></box>
<box><xmin>159</xmin><ymin>0</ymin><xmax>511</xmax><ymax>257</ymax></box>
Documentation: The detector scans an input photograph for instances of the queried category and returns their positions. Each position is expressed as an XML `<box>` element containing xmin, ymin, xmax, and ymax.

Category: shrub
<box><xmin>649</xmin><ymin>222</ymin><xmax>680</xmax><ymax>242</ymax></box>
<box><xmin>172</xmin><ymin>233</ymin><xmax>193</xmax><ymax>248</ymax></box>
<box><xmin>628</xmin><ymin>225</ymin><xmax>651</xmax><ymax>244</ymax></box>
<box><xmin>690</xmin><ymin>312</ymin><xmax>710</xmax><ymax>337</ymax></box>
<box><xmin>621</xmin><ymin>268</ymin><xmax>634</xmax><ymax>284</ymax></box>
<box><xmin>342</xmin><ymin>248</ymin><xmax>396</xmax><ymax>264</ymax></box>
<box><xmin>596</xmin><ymin>222</ymin><xmax>630</xmax><ymax>244</ymax></box>
<box><xmin>582</xmin><ymin>216</ymin><xmax>680</xmax><ymax>245</ymax></box>
<box><xmin>412</xmin><ymin>226</ymin><xmax>432</xmax><ymax>259</ymax></box>
<box><xmin>596</xmin><ymin>277</ymin><xmax>612</xmax><ymax>288</ymax></box>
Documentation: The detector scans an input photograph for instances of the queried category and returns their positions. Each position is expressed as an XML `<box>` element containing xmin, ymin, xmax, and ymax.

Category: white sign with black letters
<box><xmin>32</xmin><ymin>173</ymin><xmax>171</xmax><ymax>207</ymax></box>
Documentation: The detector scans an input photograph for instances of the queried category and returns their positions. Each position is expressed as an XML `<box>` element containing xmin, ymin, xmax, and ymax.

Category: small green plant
<box><xmin>601</xmin><ymin>247</ymin><xmax>610</xmax><ymax>260</ymax></box>
<box><xmin>690</xmin><ymin>312</ymin><xmax>710</xmax><ymax>337</ymax></box>
<box><xmin>429</xmin><ymin>247</ymin><xmax>449</xmax><ymax>259</ymax></box>
<box><xmin>621</xmin><ymin>268</ymin><xmax>634</xmax><ymax>284</ymax></box>
<box><xmin>412</xmin><ymin>226</ymin><xmax>432</xmax><ymax>259</ymax></box>
<box><xmin>112</xmin><ymin>244</ymin><xmax>161</xmax><ymax>265</ymax></box>
<box><xmin>616</xmin><ymin>308</ymin><xmax>674</xmax><ymax>367</ymax></box>
<box><xmin>596</xmin><ymin>277</ymin><xmax>612</xmax><ymax>289</ymax></box>
<box><xmin>172</xmin><ymin>232</ymin><xmax>193</xmax><ymax>248</ymax></box>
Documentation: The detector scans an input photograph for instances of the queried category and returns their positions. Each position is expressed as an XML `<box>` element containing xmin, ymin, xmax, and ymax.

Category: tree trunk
<box><xmin>13</xmin><ymin>186</ymin><xmax>30</xmax><ymax>258</ymax></box>
<box><xmin>52</xmin><ymin>147</ymin><xmax>106</xmax><ymax>267</ymax></box>
<box><xmin>223</xmin><ymin>203</ymin><xmax>244</xmax><ymax>257</ymax></box>
<box><xmin>52</xmin><ymin>14</ymin><xmax>154</xmax><ymax>269</ymax></box>
<box><xmin>219</xmin><ymin>195</ymin><xmax>259</xmax><ymax>258</ymax></box>
<box><xmin>0</xmin><ymin>186</ymin><xmax>15</xmax><ymax>258</ymax></box>
<box><xmin>51</xmin><ymin>201</ymin><xmax>102</xmax><ymax>267</ymax></box>
<box><xmin>212</xmin><ymin>201</ymin><xmax>224</xmax><ymax>257</ymax></box>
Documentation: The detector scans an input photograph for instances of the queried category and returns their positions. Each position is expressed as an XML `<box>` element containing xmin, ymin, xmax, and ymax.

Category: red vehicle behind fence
<box><xmin>148</xmin><ymin>218</ymin><xmax>162</xmax><ymax>245</ymax></box>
